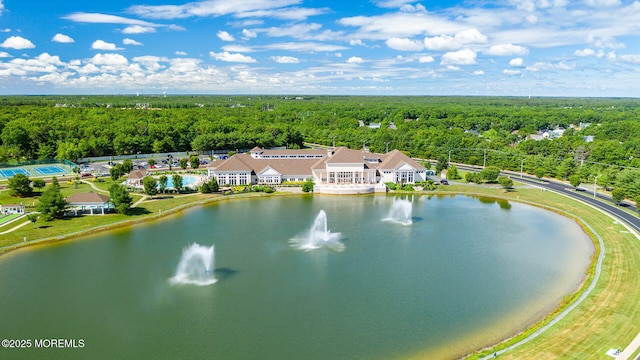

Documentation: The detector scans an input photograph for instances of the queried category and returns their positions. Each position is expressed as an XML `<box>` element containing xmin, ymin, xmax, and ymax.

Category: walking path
<box><xmin>0</xmin><ymin>219</ymin><xmax>30</xmax><ymax>235</ymax></box>
<box><xmin>618</xmin><ymin>331</ymin><xmax>640</xmax><ymax>360</ymax></box>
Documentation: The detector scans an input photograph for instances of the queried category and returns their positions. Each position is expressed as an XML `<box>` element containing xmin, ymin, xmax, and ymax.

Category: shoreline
<box><xmin>0</xmin><ymin>188</ymin><xmax>605</xmax><ymax>359</ymax></box>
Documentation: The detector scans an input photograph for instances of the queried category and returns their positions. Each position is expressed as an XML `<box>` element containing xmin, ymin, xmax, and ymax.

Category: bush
<box><xmin>402</xmin><ymin>184</ymin><xmax>414</xmax><ymax>191</ymax></box>
<box><xmin>465</xmin><ymin>172</ymin><xmax>481</xmax><ymax>183</ymax></box>
<box><xmin>385</xmin><ymin>182</ymin><xmax>396</xmax><ymax>190</ymax></box>
<box><xmin>302</xmin><ymin>178</ymin><xmax>314</xmax><ymax>193</ymax></box>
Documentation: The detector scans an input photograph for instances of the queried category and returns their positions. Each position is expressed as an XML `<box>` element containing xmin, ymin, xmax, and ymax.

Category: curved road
<box><xmin>455</xmin><ymin>164</ymin><xmax>640</xmax><ymax>359</ymax></box>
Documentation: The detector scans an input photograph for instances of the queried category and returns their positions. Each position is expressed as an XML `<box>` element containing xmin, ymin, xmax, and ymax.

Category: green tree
<box><xmin>26</xmin><ymin>213</ymin><xmax>39</xmax><ymax>229</ymax></box>
<box><xmin>611</xmin><ymin>188</ymin><xmax>626</xmax><ymax>204</ymax></box>
<box><xmin>190</xmin><ymin>155</ymin><xmax>200</xmax><ymax>169</ymax></box>
<box><xmin>498</xmin><ymin>176</ymin><xmax>513</xmax><ymax>190</ymax></box>
<box><xmin>446</xmin><ymin>164</ymin><xmax>460</xmax><ymax>180</ymax></box>
<box><xmin>535</xmin><ymin>168</ymin><xmax>545</xmax><ymax>181</ymax></box>
<box><xmin>179</xmin><ymin>158</ymin><xmax>188</xmax><ymax>170</ymax></box>
<box><xmin>200</xmin><ymin>182</ymin><xmax>211</xmax><ymax>193</ymax></box>
<box><xmin>208</xmin><ymin>176</ymin><xmax>219</xmax><ymax>192</ymax></box>
<box><xmin>435</xmin><ymin>155</ymin><xmax>448</xmax><ymax>174</ymax></box>
<box><xmin>172</xmin><ymin>174</ymin><xmax>183</xmax><ymax>192</ymax></box>
<box><xmin>148</xmin><ymin>158</ymin><xmax>156</xmax><ymax>167</ymax></box>
<box><xmin>122</xmin><ymin>159</ymin><xmax>134</xmax><ymax>173</ymax></box>
<box><xmin>36</xmin><ymin>180</ymin><xmax>67</xmax><ymax>221</ymax></box>
<box><xmin>110</xmin><ymin>164</ymin><xmax>124</xmax><ymax>181</ymax></box>
<box><xmin>158</xmin><ymin>175</ymin><xmax>168</xmax><ymax>194</ymax></box>
<box><xmin>143</xmin><ymin>176</ymin><xmax>158</xmax><ymax>197</ymax></box>
<box><xmin>569</xmin><ymin>174</ymin><xmax>581</xmax><ymax>189</ymax></box>
<box><xmin>465</xmin><ymin>172</ymin><xmax>480</xmax><ymax>183</ymax></box>
<box><xmin>8</xmin><ymin>173</ymin><xmax>32</xmax><ymax>197</ymax></box>
<box><xmin>479</xmin><ymin>166</ymin><xmax>501</xmax><ymax>183</ymax></box>
<box><xmin>302</xmin><ymin>178</ymin><xmax>314</xmax><ymax>192</ymax></box>
<box><xmin>109</xmin><ymin>183</ymin><xmax>133</xmax><ymax>215</ymax></box>
<box><xmin>31</xmin><ymin>178</ymin><xmax>46</xmax><ymax>190</ymax></box>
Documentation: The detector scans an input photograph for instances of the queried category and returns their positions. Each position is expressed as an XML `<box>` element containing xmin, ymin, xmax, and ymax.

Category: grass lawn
<box><xmin>1</xmin><ymin>179</ymin><xmax>639</xmax><ymax>359</ymax></box>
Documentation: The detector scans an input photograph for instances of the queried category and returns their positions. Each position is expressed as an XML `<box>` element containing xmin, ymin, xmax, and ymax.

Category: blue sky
<box><xmin>1</xmin><ymin>0</ymin><xmax>640</xmax><ymax>96</ymax></box>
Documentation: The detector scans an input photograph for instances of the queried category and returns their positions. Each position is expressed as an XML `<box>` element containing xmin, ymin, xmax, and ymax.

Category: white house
<box><xmin>209</xmin><ymin>146</ymin><xmax>427</xmax><ymax>194</ymax></box>
<box><xmin>66</xmin><ymin>192</ymin><xmax>113</xmax><ymax>215</ymax></box>
<box><xmin>1</xmin><ymin>204</ymin><xmax>25</xmax><ymax>215</ymax></box>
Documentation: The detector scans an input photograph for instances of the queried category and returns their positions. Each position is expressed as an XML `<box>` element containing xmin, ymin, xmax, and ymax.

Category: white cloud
<box><xmin>64</xmin><ymin>12</ymin><xmax>158</xmax><ymax>27</ymax></box>
<box><xmin>0</xmin><ymin>51</ymin><xmax>11</xmax><ymax>57</ymax></box>
<box><xmin>122</xmin><ymin>25</ymin><xmax>156</xmax><ymax>34</ymax></box>
<box><xmin>503</xmin><ymin>69</ymin><xmax>521</xmax><ymax>75</ymax></box>
<box><xmin>575</xmin><ymin>48</ymin><xmax>595</xmax><ymax>57</ymax></box>
<box><xmin>1</xmin><ymin>36</ymin><xmax>35</xmax><ymax>49</ymax></box>
<box><xmin>424</xmin><ymin>29</ymin><xmax>487</xmax><ymax>51</ymax></box>
<box><xmin>440</xmin><ymin>49</ymin><xmax>477</xmax><ymax>65</ymax></box>
<box><xmin>484</xmin><ymin>44</ymin><xmax>529</xmax><ymax>56</ymax></box>
<box><xmin>127</xmin><ymin>1</ymin><xmax>311</xmax><ymax>19</ymax></box>
<box><xmin>474</xmin><ymin>70</ymin><xmax>485</xmax><ymax>75</ymax></box>
<box><xmin>386</xmin><ymin>37</ymin><xmax>424</xmax><ymax>51</ymax></box>
<box><xmin>123</xmin><ymin>38</ymin><xmax>143</xmax><ymax>46</ymax></box>
<box><xmin>272</xmin><ymin>55</ymin><xmax>300</xmax><ymax>63</ymax></box>
<box><xmin>175</xmin><ymin>51</ymin><xmax>188</xmax><ymax>56</ymax></box>
<box><xmin>608</xmin><ymin>52</ymin><xmax>640</xmax><ymax>64</ymax></box>
<box><xmin>424</xmin><ymin>35</ymin><xmax>458</xmax><ymax>51</ymax></box>
<box><xmin>52</xmin><ymin>33</ymin><xmax>74</xmax><ymax>43</ymax></box>
<box><xmin>88</xmin><ymin>53</ymin><xmax>129</xmax><ymax>66</ymax></box>
<box><xmin>350</xmin><ymin>39</ymin><xmax>366</xmax><ymax>46</ymax></box>
<box><xmin>217</xmin><ymin>30</ymin><xmax>235</xmax><ymax>41</ymax></box>
<box><xmin>419</xmin><ymin>55</ymin><xmax>435</xmax><ymax>63</ymax></box>
<box><xmin>209</xmin><ymin>51</ymin><xmax>257</xmax><ymax>63</ymax></box>
<box><xmin>242</xmin><ymin>29</ymin><xmax>257</xmax><ymax>39</ymax></box>
<box><xmin>509</xmin><ymin>58</ymin><xmax>524</xmax><ymax>67</ymax></box>
<box><xmin>347</xmin><ymin>56</ymin><xmax>365</xmax><ymax>64</ymax></box>
<box><xmin>91</xmin><ymin>40</ymin><xmax>123</xmax><ymax>51</ymax></box>
<box><xmin>583</xmin><ymin>0</ymin><xmax>621</xmax><ymax>7</ymax></box>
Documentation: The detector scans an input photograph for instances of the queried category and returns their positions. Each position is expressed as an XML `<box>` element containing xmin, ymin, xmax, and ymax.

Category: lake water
<box><xmin>0</xmin><ymin>195</ymin><xmax>593</xmax><ymax>359</ymax></box>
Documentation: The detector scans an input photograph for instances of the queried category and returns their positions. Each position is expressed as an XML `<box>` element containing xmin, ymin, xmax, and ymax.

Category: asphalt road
<box><xmin>454</xmin><ymin>164</ymin><xmax>640</xmax><ymax>234</ymax></box>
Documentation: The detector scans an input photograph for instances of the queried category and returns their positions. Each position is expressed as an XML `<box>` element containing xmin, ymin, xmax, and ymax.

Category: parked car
<box><xmin>440</xmin><ymin>179</ymin><xmax>449</xmax><ymax>185</ymax></box>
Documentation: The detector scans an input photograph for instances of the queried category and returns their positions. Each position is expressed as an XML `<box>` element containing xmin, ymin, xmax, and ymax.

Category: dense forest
<box><xmin>1</xmin><ymin>95</ymin><xmax>639</xmax><ymax>200</ymax></box>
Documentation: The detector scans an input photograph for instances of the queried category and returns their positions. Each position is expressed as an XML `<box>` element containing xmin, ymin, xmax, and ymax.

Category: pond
<box><xmin>0</xmin><ymin>195</ymin><xmax>593</xmax><ymax>359</ymax></box>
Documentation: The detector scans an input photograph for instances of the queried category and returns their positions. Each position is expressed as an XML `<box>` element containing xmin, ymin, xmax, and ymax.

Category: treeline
<box><xmin>1</xmin><ymin>95</ymin><xmax>640</xmax><ymax>200</ymax></box>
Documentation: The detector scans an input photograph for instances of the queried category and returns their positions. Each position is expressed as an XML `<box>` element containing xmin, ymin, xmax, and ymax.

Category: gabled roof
<box><xmin>66</xmin><ymin>192</ymin><xmax>110</xmax><ymax>204</ymax></box>
<box><xmin>128</xmin><ymin>170</ymin><xmax>147</xmax><ymax>180</ymax></box>
<box><xmin>325</xmin><ymin>147</ymin><xmax>367</xmax><ymax>164</ymax></box>
<box><xmin>378</xmin><ymin>150</ymin><xmax>427</xmax><ymax>171</ymax></box>
<box><xmin>211</xmin><ymin>155</ymin><xmax>253</xmax><ymax>172</ymax></box>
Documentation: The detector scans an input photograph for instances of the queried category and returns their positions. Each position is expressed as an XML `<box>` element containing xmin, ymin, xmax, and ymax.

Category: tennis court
<box><xmin>0</xmin><ymin>168</ymin><xmax>29</xmax><ymax>178</ymax></box>
<box><xmin>34</xmin><ymin>166</ymin><xmax>66</xmax><ymax>175</ymax></box>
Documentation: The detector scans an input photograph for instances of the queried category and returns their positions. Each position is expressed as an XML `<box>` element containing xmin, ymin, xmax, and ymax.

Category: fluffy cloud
<box><xmin>0</xmin><ymin>51</ymin><xmax>10</xmax><ymax>57</ymax></box>
<box><xmin>217</xmin><ymin>31</ymin><xmax>235</xmax><ymax>41</ymax></box>
<box><xmin>88</xmin><ymin>53</ymin><xmax>129</xmax><ymax>66</ymax></box>
<box><xmin>123</xmin><ymin>38</ymin><xmax>143</xmax><ymax>46</ymax></box>
<box><xmin>242</xmin><ymin>29</ymin><xmax>257</xmax><ymax>39</ymax></box>
<box><xmin>484</xmin><ymin>44</ymin><xmax>529</xmax><ymax>56</ymax></box>
<box><xmin>424</xmin><ymin>29</ymin><xmax>487</xmax><ymax>51</ymax></box>
<box><xmin>209</xmin><ymin>51</ymin><xmax>257</xmax><ymax>63</ymax></box>
<box><xmin>509</xmin><ymin>58</ymin><xmax>524</xmax><ymax>67</ymax></box>
<box><xmin>272</xmin><ymin>55</ymin><xmax>300</xmax><ymax>63</ymax></box>
<box><xmin>91</xmin><ymin>40</ymin><xmax>123</xmax><ymax>51</ymax></box>
<box><xmin>1</xmin><ymin>36</ymin><xmax>35</xmax><ymax>49</ymax></box>
<box><xmin>440</xmin><ymin>49</ymin><xmax>477</xmax><ymax>65</ymax></box>
<box><xmin>386</xmin><ymin>37</ymin><xmax>424</xmax><ymax>51</ymax></box>
<box><xmin>175</xmin><ymin>51</ymin><xmax>188</xmax><ymax>56</ymax></box>
<box><xmin>419</xmin><ymin>55</ymin><xmax>435</xmax><ymax>63</ymax></box>
<box><xmin>122</xmin><ymin>25</ymin><xmax>156</xmax><ymax>34</ymax></box>
<box><xmin>52</xmin><ymin>33</ymin><xmax>75</xmax><ymax>43</ymax></box>
<box><xmin>347</xmin><ymin>56</ymin><xmax>365</xmax><ymax>63</ymax></box>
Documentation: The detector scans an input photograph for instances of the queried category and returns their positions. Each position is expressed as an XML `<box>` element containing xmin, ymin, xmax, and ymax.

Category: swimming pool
<box><xmin>163</xmin><ymin>175</ymin><xmax>199</xmax><ymax>189</ymax></box>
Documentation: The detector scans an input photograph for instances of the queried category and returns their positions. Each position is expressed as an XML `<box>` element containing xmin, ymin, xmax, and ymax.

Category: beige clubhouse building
<box><xmin>208</xmin><ymin>147</ymin><xmax>429</xmax><ymax>194</ymax></box>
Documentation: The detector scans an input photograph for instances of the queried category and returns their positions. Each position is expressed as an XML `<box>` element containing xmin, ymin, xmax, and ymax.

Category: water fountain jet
<box><xmin>383</xmin><ymin>198</ymin><xmax>413</xmax><ymax>225</ymax></box>
<box><xmin>170</xmin><ymin>243</ymin><xmax>217</xmax><ymax>286</ymax></box>
<box><xmin>290</xmin><ymin>210</ymin><xmax>344</xmax><ymax>251</ymax></box>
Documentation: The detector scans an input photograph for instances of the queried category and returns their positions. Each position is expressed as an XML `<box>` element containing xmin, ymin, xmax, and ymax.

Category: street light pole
<box><xmin>520</xmin><ymin>158</ymin><xmax>525</xmax><ymax>178</ymax></box>
<box><xmin>593</xmin><ymin>175</ymin><xmax>598</xmax><ymax>198</ymax></box>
